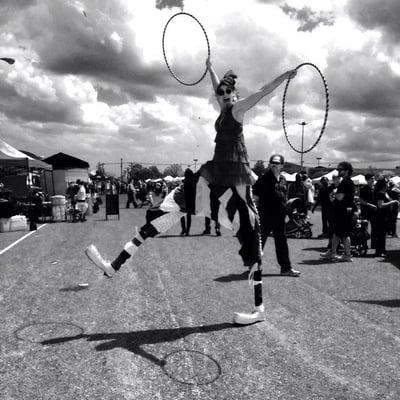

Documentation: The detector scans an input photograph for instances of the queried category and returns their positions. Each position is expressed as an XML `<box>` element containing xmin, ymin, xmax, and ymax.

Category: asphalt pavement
<box><xmin>1</xmin><ymin>195</ymin><xmax>399</xmax><ymax>400</ymax></box>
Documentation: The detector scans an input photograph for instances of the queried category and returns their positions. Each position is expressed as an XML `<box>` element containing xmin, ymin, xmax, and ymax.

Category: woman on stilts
<box><xmin>85</xmin><ymin>57</ymin><xmax>296</xmax><ymax>325</ymax></box>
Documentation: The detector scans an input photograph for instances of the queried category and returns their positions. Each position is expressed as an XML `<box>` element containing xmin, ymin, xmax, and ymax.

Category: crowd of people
<box><xmin>313</xmin><ymin>165</ymin><xmax>399</xmax><ymax>260</ymax></box>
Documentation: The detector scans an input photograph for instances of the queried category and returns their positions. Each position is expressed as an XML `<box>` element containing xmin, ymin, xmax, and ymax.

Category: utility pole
<box><xmin>298</xmin><ymin>121</ymin><xmax>307</xmax><ymax>168</ymax></box>
<box><xmin>193</xmin><ymin>158</ymin><xmax>198</xmax><ymax>172</ymax></box>
<box><xmin>316</xmin><ymin>157</ymin><xmax>321</xmax><ymax>167</ymax></box>
<box><xmin>120</xmin><ymin>158</ymin><xmax>123</xmax><ymax>193</ymax></box>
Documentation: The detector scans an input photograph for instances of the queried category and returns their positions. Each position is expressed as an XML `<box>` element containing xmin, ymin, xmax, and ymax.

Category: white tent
<box><xmin>281</xmin><ymin>171</ymin><xmax>297</xmax><ymax>182</ymax></box>
<box><xmin>351</xmin><ymin>174</ymin><xmax>367</xmax><ymax>185</ymax></box>
<box><xmin>390</xmin><ymin>176</ymin><xmax>400</xmax><ymax>185</ymax></box>
<box><xmin>163</xmin><ymin>175</ymin><xmax>174</xmax><ymax>182</ymax></box>
<box><xmin>312</xmin><ymin>169</ymin><xmax>338</xmax><ymax>184</ymax></box>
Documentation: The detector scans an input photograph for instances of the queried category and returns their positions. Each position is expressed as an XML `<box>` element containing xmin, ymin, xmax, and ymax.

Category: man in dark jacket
<box><xmin>253</xmin><ymin>154</ymin><xmax>300</xmax><ymax>277</ymax></box>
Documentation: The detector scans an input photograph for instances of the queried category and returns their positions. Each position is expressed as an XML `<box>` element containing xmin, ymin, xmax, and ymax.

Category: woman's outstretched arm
<box><xmin>234</xmin><ymin>70</ymin><xmax>296</xmax><ymax>118</ymax></box>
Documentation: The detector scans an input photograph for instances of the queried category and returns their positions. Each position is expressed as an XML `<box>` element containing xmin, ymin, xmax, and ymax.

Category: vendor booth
<box><xmin>43</xmin><ymin>152</ymin><xmax>89</xmax><ymax>195</ymax></box>
<box><xmin>0</xmin><ymin>138</ymin><xmax>53</xmax><ymax>198</ymax></box>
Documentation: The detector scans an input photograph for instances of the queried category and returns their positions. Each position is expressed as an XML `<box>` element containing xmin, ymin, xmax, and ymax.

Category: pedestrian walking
<box><xmin>126</xmin><ymin>179</ymin><xmax>138</xmax><ymax>209</ymax></box>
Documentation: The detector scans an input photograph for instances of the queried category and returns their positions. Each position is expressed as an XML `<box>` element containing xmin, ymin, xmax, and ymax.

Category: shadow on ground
<box><xmin>385</xmin><ymin>250</ymin><xmax>400</xmax><ymax>272</ymax></box>
<box><xmin>346</xmin><ymin>299</ymin><xmax>400</xmax><ymax>308</ymax></box>
<box><xmin>41</xmin><ymin>322</ymin><xmax>240</xmax><ymax>367</ymax></box>
<box><xmin>157</xmin><ymin>234</ymin><xmax>209</xmax><ymax>238</ymax></box>
<box><xmin>214</xmin><ymin>272</ymin><xmax>291</xmax><ymax>282</ymax></box>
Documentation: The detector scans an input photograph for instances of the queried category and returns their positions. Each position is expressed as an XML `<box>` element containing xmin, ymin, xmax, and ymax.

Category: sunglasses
<box><xmin>270</xmin><ymin>161</ymin><xmax>282</xmax><ymax>165</ymax></box>
<box><xmin>216</xmin><ymin>88</ymin><xmax>232</xmax><ymax>96</ymax></box>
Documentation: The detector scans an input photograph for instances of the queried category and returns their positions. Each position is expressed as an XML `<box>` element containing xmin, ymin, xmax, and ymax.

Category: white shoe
<box><xmin>233</xmin><ymin>305</ymin><xmax>266</xmax><ymax>325</ymax></box>
<box><xmin>336</xmin><ymin>254</ymin><xmax>353</xmax><ymax>262</ymax></box>
<box><xmin>320</xmin><ymin>250</ymin><xmax>333</xmax><ymax>258</ymax></box>
<box><xmin>85</xmin><ymin>245</ymin><xmax>115</xmax><ymax>277</ymax></box>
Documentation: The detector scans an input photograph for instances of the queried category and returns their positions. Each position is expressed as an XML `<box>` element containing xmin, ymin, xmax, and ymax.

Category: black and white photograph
<box><xmin>1</xmin><ymin>0</ymin><xmax>400</xmax><ymax>399</ymax></box>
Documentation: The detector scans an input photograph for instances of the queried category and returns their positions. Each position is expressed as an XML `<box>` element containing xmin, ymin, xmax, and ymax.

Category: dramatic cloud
<box><xmin>348</xmin><ymin>0</ymin><xmax>400</xmax><ymax>43</ymax></box>
<box><xmin>156</xmin><ymin>0</ymin><xmax>184</xmax><ymax>10</ymax></box>
<box><xmin>1</xmin><ymin>0</ymin><xmax>400</xmax><ymax>170</ymax></box>
<box><xmin>281</xmin><ymin>4</ymin><xmax>335</xmax><ymax>32</ymax></box>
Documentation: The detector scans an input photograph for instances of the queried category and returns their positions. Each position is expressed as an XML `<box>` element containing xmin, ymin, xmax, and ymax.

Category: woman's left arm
<box><xmin>234</xmin><ymin>70</ymin><xmax>296</xmax><ymax>118</ymax></box>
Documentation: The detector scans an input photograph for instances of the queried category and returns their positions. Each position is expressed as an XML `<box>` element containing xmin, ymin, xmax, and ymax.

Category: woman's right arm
<box><xmin>206</xmin><ymin>57</ymin><xmax>220</xmax><ymax>93</ymax></box>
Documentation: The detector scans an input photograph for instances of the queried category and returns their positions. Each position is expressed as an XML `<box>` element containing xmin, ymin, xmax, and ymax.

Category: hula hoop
<box><xmin>282</xmin><ymin>62</ymin><xmax>329</xmax><ymax>154</ymax></box>
<box><xmin>162</xmin><ymin>12</ymin><xmax>210</xmax><ymax>86</ymax></box>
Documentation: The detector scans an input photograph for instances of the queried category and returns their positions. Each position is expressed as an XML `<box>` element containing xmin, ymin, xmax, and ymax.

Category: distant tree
<box><xmin>252</xmin><ymin>160</ymin><xmax>266</xmax><ymax>177</ymax></box>
<box><xmin>127</xmin><ymin>163</ymin><xmax>143</xmax><ymax>180</ymax></box>
<box><xmin>148</xmin><ymin>165</ymin><xmax>161</xmax><ymax>179</ymax></box>
<box><xmin>138</xmin><ymin>167</ymin><xmax>153</xmax><ymax>180</ymax></box>
<box><xmin>163</xmin><ymin>164</ymin><xmax>183</xmax><ymax>177</ymax></box>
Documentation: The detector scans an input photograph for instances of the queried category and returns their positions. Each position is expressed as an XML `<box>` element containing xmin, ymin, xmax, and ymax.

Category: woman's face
<box><xmin>216</xmin><ymin>85</ymin><xmax>236</xmax><ymax>107</ymax></box>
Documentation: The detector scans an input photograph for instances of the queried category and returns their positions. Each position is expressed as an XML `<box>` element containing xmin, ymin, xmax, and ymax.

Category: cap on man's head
<box><xmin>269</xmin><ymin>154</ymin><xmax>284</xmax><ymax>164</ymax></box>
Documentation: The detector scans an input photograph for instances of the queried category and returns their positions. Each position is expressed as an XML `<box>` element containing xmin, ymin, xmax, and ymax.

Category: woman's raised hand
<box><xmin>206</xmin><ymin>56</ymin><xmax>212</xmax><ymax>69</ymax></box>
<box><xmin>285</xmin><ymin>69</ymin><xmax>297</xmax><ymax>80</ymax></box>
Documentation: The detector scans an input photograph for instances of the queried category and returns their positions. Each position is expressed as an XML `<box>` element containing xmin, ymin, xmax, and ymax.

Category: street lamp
<box><xmin>0</xmin><ymin>58</ymin><xmax>15</xmax><ymax>65</ymax></box>
<box><xmin>193</xmin><ymin>158</ymin><xmax>198</xmax><ymax>172</ymax></box>
<box><xmin>298</xmin><ymin>121</ymin><xmax>307</xmax><ymax>168</ymax></box>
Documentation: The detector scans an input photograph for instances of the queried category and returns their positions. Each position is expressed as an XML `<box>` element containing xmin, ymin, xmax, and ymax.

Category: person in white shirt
<box><xmin>75</xmin><ymin>180</ymin><xmax>87</xmax><ymax>222</ymax></box>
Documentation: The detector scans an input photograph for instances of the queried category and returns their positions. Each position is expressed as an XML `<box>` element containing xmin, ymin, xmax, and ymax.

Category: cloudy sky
<box><xmin>1</xmin><ymin>0</ymin><xmax>400</xmax><ymax>174</ymax></box>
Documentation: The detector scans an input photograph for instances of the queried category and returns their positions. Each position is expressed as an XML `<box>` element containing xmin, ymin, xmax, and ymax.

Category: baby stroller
<box><xmin>285</xmin><ymin>197</ymin><xmax>313</xmax><ymax>238</ymax></box>
<box><xmin>137</xmin><ymin>189</ymin><xmax>154</xmax><ymax>207</ymax></box>
<box><xmin>350</xmin><ymin>216</ymin><xmax>370</xmax><ymax>256</ymax></box>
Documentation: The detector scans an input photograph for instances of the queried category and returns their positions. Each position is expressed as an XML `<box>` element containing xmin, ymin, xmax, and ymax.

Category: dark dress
<box><xmin>197</xmin><ymin>105</ymin><xmax>261</xmax><ymax>267</ymax></box>
<box><xmin>199</xmin><ymin>106</ymin><xmax>255</xmax><ymax>187</ymax></box>
<box><xmin>332</xmin><ymin>176</ymin><xmax>355</xmax><ymax>237</ymax></box>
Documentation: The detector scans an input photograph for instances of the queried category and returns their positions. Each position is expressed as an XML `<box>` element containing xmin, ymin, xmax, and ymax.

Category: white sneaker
<box><xmin>320</xmin><ymin>250</ymin><xmax>333</xmax><ymax>258</ymax></box>
<box><xmin>85</xmin><ymin>245</ymin><xmax>115</xmax><ymax>277</ymax></box>
<box><xmin>336</xmin><ymin>254</ymin><xmax>353</xmax><ymax>262</ymax></box>
<box><xmin>233</xmin><ymin>305</ymin><xmax>266</xmax><ymax>325</ymax></box>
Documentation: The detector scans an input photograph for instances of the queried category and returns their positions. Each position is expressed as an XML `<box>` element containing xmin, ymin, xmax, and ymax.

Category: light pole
<box><xmin>298</xmin><ymin>121</ymin><xmax>307</xmax><ymax>168</ymax></box>
<box><xmin>316</xmin><ymin>157</ymin><xmax>321</xmax><ymax>167</ymax></box>
<box><xmin>193</xmin><ymin>158</ymin><xmax>198</xmax><ymax>172</ymax></box>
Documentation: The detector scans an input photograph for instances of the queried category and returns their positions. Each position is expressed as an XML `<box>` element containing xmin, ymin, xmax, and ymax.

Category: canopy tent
<box><xmin>281</xmin><ymin>171</ymin><xmax>297</xmax><ymax>182</ymax></box>
<box><xmin>351</xmin><ymin>174</ymin><xmax>367</xmax><ymax>185</ymax></box>
<box><xmin>43</xmin><ymin>152</ymin><xmax>89</xmax><ymax>169</ymax></box>
<box><xmin>163</xmin><ymin>175</ymin><xmax>174</xmax><ymax>182</ymax></box>
<box><xmin>43</xmin><ymin>152</ymin><xmax>89</xmax><ymax>195</ymax></box>
<box><xmin>0</xmin><ymin>138</ymin><xmax>53</xmax><ymax>197</ymax></box>
<box><xmin>0</xmin><ymin>138</ymin><xmax>52</xmax><ymax>170</ymax></box>
<box><xmin>390</xmin><ymin>176</ymin><xmax>400</xmax><ymax>185</ymax></box>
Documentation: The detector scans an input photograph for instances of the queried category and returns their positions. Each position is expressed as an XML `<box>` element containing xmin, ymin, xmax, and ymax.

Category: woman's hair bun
<box><xmin>220</xmin><ymin>69</ymin><xmax>237</xmax><ymax>88</ymax></box>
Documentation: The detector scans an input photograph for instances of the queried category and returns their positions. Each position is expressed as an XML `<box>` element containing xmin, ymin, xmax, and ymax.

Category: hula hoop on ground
<box><xmin>282</xmin><ymin>62</ymin><xmax>329</xmax><ymax>154</ymax></box>
<box><xmin>162</xmin><ymin>12</ymin><xmax>210</xmax><ymax>86</ymax></box>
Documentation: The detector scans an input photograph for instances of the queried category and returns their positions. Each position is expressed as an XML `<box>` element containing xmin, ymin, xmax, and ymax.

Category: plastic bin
<box><xmin>0</xmin><ymin>215</ymin><xmax>29</xmax><ymax>232</ymax></box>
